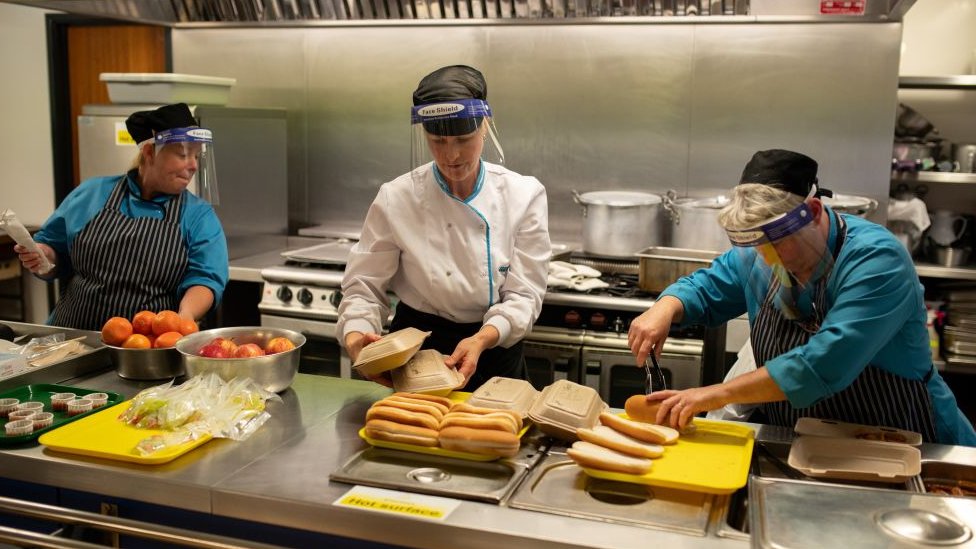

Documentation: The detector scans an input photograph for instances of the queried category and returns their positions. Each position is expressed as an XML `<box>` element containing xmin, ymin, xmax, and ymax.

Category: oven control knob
<box><xmin>564</xmin><ymin>310</ymin><xmax>582</xmax><ymax>328</ymax></box>
<box><xmin>329</xmin><ymin>291</ymin><xmax>343</xmax><ymax>308</ymax></box>
<box><xmin>589</xmin><ymin>312</ymin><xmax>607</xmax><ymax>330</ymax></box>
<box><xmin>297</xmin><ymin>288</ymin><xmax>313</xmax><ymax>306</ymax></box>
<box><xmin>612</xmin><ymin>317</ymin><xmax>625</xmax><ymax>333</ymax></box>
<box><xmin>276</xmin><ymin>285</ymin><xmax>293</xmax><ymax>303</ymax></box>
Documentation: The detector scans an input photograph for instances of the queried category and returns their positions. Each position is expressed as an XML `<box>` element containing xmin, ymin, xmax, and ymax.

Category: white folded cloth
<box><xmin>887</xmin><ymin>197</ymin><xmax>931</xmax><ymax>232</ymax></box>
<box><xmin>547</xmin><ymin>261</ymin><xmax>610</xmax><ymax>291</ymax></box>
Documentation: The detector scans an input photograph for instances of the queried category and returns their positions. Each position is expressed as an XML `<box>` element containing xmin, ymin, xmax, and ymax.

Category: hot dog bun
<box><xmin>439</xmin><ymin>412</ymin><xmax>519</xmax><ymax>434</ymax></box>
<box><xmin>599</xmin><ymin>412</ymin><xmax>679</xmax><ymax>445</ymax></box>
<box><xmin>624</xmin><ymin>395</ymin><xmax>662</xmax><ymax>423</ymax></box>
<box><xmin>392</xmin><ymin>392</ymin><xmax>454</xmax><ymax>410</ymax></box>
<box><xmin>364</xmin><ymin>419</ymin><xmax>439</xmax><ymax>447</ymax></box>
<box><xmin>624</xmin><ymin>394</ymin><xmax>697</xmax><ymax>435</ymax></box>
<box><xmin>366</xmin><ymin>404</ymin><xmax>440</xmax><ymax>431</ymax></box>
<box><xmin>577</xmin><ymin>425</ymin><xmax>664</xmax><ymax>459</ymax></box>
<box><xmin>371</xmin><ymin>397</ymin><xmax>446</xmax><ymax>420</ymax></box>
<box><xmin>438</xmin><ymin>426</ymin><xmax>521</xmax><ymax>457</ymax></box>
<box><xmin>567</xmin><ymin>441</ymin><xmax>653</xmax><ymax>475</ymax></box>
<box><xmin>449</xmin><ymin>403</ymin><xmax>523</xmax><ymax>430</ymax></box>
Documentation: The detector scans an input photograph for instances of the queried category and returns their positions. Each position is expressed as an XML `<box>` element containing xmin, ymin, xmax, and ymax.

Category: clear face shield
<box><xmin>726</xmin><ymin>199</ymin><xmax>831</xmax><ymax>326</ymax></box>
<box><xmin>410</xmin><ymin>98</ymin><xmax>504</xmax><ymax>187</ymax></box>
<box><xmin>152</xmin><ymin>127</ymin><xmax>219</xmax><ymax>205</ymax></box>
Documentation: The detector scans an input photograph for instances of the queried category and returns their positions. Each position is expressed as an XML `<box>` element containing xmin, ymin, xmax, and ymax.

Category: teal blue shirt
<box><xmin>34</xmin><ymin>173</ymin><xmax>229</xmax><ymax>310</ymax></box>
<box><xmin>661</xmin><ymin>207</ymin><xmax>976</xmax><ymax>446</ymax></box>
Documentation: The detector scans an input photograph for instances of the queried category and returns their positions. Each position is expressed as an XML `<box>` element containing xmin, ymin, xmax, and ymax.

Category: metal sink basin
<box><xmin>329</xmin><ymin>440</ymin><xmax>544</xmax><ymax>504</ymax></box>
<box><xmin>750</xmin><ymin>476</ymin><xmax>976</xmax><ymax>548</ymax></box>
<box><xmin>714</xmin><ymin>440</ymin><xmax>923</xmax><ymax>540</ymax></box>
<box><xmin>507</xmin><ymin>449</ymin><xmax>714</xmax><ymax>536</ymax></box>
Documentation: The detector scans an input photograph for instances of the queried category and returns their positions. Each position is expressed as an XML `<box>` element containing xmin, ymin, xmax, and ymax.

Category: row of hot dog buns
<box><xmin>566</xmin><ymin>395</ymin><xmax>685</xmax><ymax>475</ymax></box>
<box><xmin>363</xmin><ymin>393</ymin><xmax>523</xmax><ymax>457</ymax></box>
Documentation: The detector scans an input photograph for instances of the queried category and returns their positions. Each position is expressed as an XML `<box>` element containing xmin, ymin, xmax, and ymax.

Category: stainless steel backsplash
<box><xmin>173</xmin><ymin>21</ymin><xmax>901</xmax><ymax>246</ymax></box>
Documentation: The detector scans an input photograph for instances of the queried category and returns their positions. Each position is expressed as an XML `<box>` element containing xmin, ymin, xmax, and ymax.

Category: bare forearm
<box><xmin>719</xmin><ymin>367</ymin><xmax>787</xmax><ymax>405</ymax></box>
<box><xmin>178</xmin><ymin>285</ymin><xmax>214</xmax><ymax>320</ymax></box>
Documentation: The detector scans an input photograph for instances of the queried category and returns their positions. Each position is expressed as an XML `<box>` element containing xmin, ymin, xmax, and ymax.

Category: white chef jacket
<box><xmin>338</xmin><ymin>161</ymin><xmax>550</xmax><ymax>349</ymax></box>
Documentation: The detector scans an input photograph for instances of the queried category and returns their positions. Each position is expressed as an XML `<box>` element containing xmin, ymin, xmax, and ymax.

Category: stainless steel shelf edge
<box><xmin>899</xmin><ymin>75</ymin><xmax>976</xmax><ymax>90</ymax></box>
<box><xmin>892</xmin><ymin>171</ymin><xmax>976</xmax><ymax>185</ymax></box>
<box><xmin>915</xmin><ymin>263</ymin><xmax>976</xmax><ymax>281</ymax></box>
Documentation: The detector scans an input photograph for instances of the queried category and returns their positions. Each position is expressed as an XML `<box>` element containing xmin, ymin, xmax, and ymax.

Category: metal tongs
<box><xmin>644</xmin><ymin>350</ymin><xmax>667</xmax><ymax>394</ymax></box>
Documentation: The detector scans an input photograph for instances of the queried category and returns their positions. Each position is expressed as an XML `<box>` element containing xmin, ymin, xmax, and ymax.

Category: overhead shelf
<box><xmin>899</xmin><ymin>76</ymin><xmax>976</xmax><ymax>90</ymax></box>
<box><xmin>891</xmin><ymin>171</ymin><xmax>976</xmax><ymax>185</ymax></box>
<box><xmin>915</xmin><ymin>263</ymin><xmax>976</xmax><ymax>281</ymax></box>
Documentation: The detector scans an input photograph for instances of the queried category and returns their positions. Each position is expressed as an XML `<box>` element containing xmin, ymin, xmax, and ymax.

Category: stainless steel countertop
<box><xmin>2</xmin><ymin>366</ymin><xmax>974</xmax><ymax>548</ymax></box>
<box><xmin>0</xmin><ymin>368</ymin><xmax>753</xmax><ymax>548</ymax></box>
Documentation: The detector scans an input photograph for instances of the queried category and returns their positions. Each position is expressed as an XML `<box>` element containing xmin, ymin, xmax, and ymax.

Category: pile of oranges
<box><xmin>101</xmin><ymin>310</ymin><xmax>199</xmax><ymax>349</ymax></box>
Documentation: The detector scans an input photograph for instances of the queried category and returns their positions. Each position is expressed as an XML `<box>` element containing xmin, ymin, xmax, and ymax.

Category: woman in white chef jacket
<box><xmin>337</xmin><ymin>65</ymin><xmax>551</xmax><ymax>392</ymax></box>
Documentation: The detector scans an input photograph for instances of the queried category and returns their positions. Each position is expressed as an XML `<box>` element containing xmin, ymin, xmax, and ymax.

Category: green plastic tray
<box><xmin>0</xmin><ymin>384</ymin><xmax>123</xmax><ymax>446</ymax></box>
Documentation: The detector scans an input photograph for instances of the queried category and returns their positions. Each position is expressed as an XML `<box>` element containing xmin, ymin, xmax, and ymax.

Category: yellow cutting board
<box><xmin>38</xmin><ymin>401</ymin><xmax>213</xmax><ymax>465</ymax></box>
<box><xmin>580</xmin><ymin>418</ymin><xmax>755</xmax><ymax>495</ymax></box>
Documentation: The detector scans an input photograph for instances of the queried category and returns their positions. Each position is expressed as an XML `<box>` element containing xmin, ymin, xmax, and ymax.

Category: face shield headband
<box><xmin>410</xmin><ymin>98</ymin><xmax>504</xmax><ymax>186</ymax></box>
<box><xmin>726</xmin><ymin>195</ymin><xmax>832</xmax><ymax>325</ymax></box>
<box><xmin>726</xmin><ymin>201</ymin><xmax>815</xmax><ymax>248</ymax></box>
<box><xmin>142</xmin><ymin>127</ymin><xmax>219</xmax><ymax>205</ymax></box>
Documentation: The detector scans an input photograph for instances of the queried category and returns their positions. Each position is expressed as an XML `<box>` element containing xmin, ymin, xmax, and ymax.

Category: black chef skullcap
<box><xmin>738</xmin><ymin>149</ymin><xmax>833</xmax><ymax>198</ymax></box>
<box><xmin>413</xmin><ymin>65</ymin><xmax>487</xmax><ymax>137</ymax></box>
<box><xmin>125</xmin><ymin>103</ymin><xmax>197</xmax><ymax>144</ymax></box>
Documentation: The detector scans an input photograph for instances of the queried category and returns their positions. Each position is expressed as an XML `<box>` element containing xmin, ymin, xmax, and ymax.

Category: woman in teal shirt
<box><xmin>629</xmin><ymin>149</ymin><xmax>975</xmax><ymax>446</ymax></box>
<box><xmin>16</xmin><ymin>103</ymin><xmax>228</xmax><ymax>331</ymax></box>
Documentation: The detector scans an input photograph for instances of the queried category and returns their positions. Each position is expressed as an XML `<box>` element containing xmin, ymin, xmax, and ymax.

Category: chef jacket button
<box><xmin>446</xmin><ymin>271</ymin><xmax>452</xmax><ymax>277</ymax></box>
<box><xmin>479</xmin><ymin>224</ymin><xmax>485</xmax><ymax>230</ymax></box>
<box><xmin>481</xmin><ymin>271</ymin><xmax>487</xmax><ymax>277</ymax></box>
<box><xmin>447</xmin><ymin>223</ymin><xmax>453</xmax><ymax>229</ymax></box>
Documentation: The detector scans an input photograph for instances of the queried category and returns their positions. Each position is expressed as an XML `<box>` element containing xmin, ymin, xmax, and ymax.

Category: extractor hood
<box><xmin>1</xmin><ymin>0</ymin><xmax>914</xmax><ymax>25</ymax></box>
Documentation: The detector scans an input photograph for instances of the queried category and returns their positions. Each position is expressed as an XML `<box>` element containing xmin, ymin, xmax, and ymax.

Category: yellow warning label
<box><xmin>115</xmin><ymin>122</ymin><xmax>135</xmax><ymax>146</ymax></box>
<box><xmin>336</xmin><ymin>494</ymin><xmax>447</xmax><ymax>519</ymax></box>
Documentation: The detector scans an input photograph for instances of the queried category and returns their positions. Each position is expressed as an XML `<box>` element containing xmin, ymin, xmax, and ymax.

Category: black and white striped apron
<box><xmin>51</xmin><ymin>176</ymin><xmax>188</xmax><ymax>331</ymax></box>
<box><xmin>390</xmin><ymin>301</ymin><xmax>527</xmax><ymax>393</ymax></box>
<box><xmin>753</xmin><ymin>212</ymin><xmax>938</xmax><ymax>442</ymax></box>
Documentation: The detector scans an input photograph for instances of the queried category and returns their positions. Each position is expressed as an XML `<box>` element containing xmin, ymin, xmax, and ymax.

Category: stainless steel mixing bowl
<box><xmin>174</xmin><ymin>326</ymin><xmax>306</xmax><ymax>392</ymax></box>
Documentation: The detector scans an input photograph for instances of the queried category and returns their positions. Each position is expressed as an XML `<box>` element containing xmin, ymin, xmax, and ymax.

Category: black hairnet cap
<box><xmin>739</xmin><ymin>149</ymin><xmax>832</xmax><ymax>198</ymax></box>
<box><xmin>125</xmin><ymin>103</ymin><xmax>197</xmax><ymax>144</ymax></box>
<box><xmin>413</xmin><ymin>65</ymin><xmax>487</xmax><ymax>136</ymax></box>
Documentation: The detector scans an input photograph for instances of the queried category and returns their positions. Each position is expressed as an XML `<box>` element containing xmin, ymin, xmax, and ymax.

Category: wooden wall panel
<box><xmin>66</xmin><ymin>25</ymin><xmax>166</xmax><ymax>186</ymax></box>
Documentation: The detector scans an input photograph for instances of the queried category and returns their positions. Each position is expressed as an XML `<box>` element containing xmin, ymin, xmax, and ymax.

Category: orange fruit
<box><xmin>153</xmin><ymin>331</ymin><xmax>183</xmax><ymax>349</ymax></box>
<box><xmin>131</xmin><ymin>310</ymin><xmax>156</xmax><ymax>335</ymax></box>
<box><xmin>178</xmin><ymin>318</ymin><xmax>199</xmax><ymax>336</ymax></box>
<box><xmin>101</xmin><ymin>317</ymin><xmax>133</xmax><ymax>346</ymax></box>
<box><xmin>152</xmin><ymin>310</ymin><xmax>182</xmax><ymax>336</ymax></box>
<box><xmin>121</xmin><ymin>334</ymin><xmax>151</xmax><ymax>349</ymax></box>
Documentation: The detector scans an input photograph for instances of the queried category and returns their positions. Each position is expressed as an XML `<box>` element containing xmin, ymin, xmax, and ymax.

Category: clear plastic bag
<box><xmin>119</xmin><ymin>372</ymin><xmax>281</xmax><ymax>456</ymax></box>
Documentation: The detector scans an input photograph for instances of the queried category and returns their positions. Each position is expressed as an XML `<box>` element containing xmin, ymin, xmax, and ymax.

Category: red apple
<box><xmin>210</xmin><ymin>337</ymin><xmax>238</xmax><ymax>355</ymax></box>
<box><xmin>233</xmin><ymin>343</ymin><xmax>265</xmax><ymax>358</ymax></box>
<box><xmin>264</xmin><ymin>337</ymin><xmax>296</xmax><ymax>355</ymax></box>
<box><xmin>198</xmin><ymin>343</ymin><xmax>231</xmax><ymax>358</ymax></box>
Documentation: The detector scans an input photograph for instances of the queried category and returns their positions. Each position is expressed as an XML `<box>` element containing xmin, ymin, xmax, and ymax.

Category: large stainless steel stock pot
<box><xmin>572</xmin><ymin>190</ymin><xmax>665</xmax><ymax>258</ymax></box>
<box><xmin>662</xmin><ymin>191</ymin><xmax>732</xmax><ymax>254</ymax></box>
